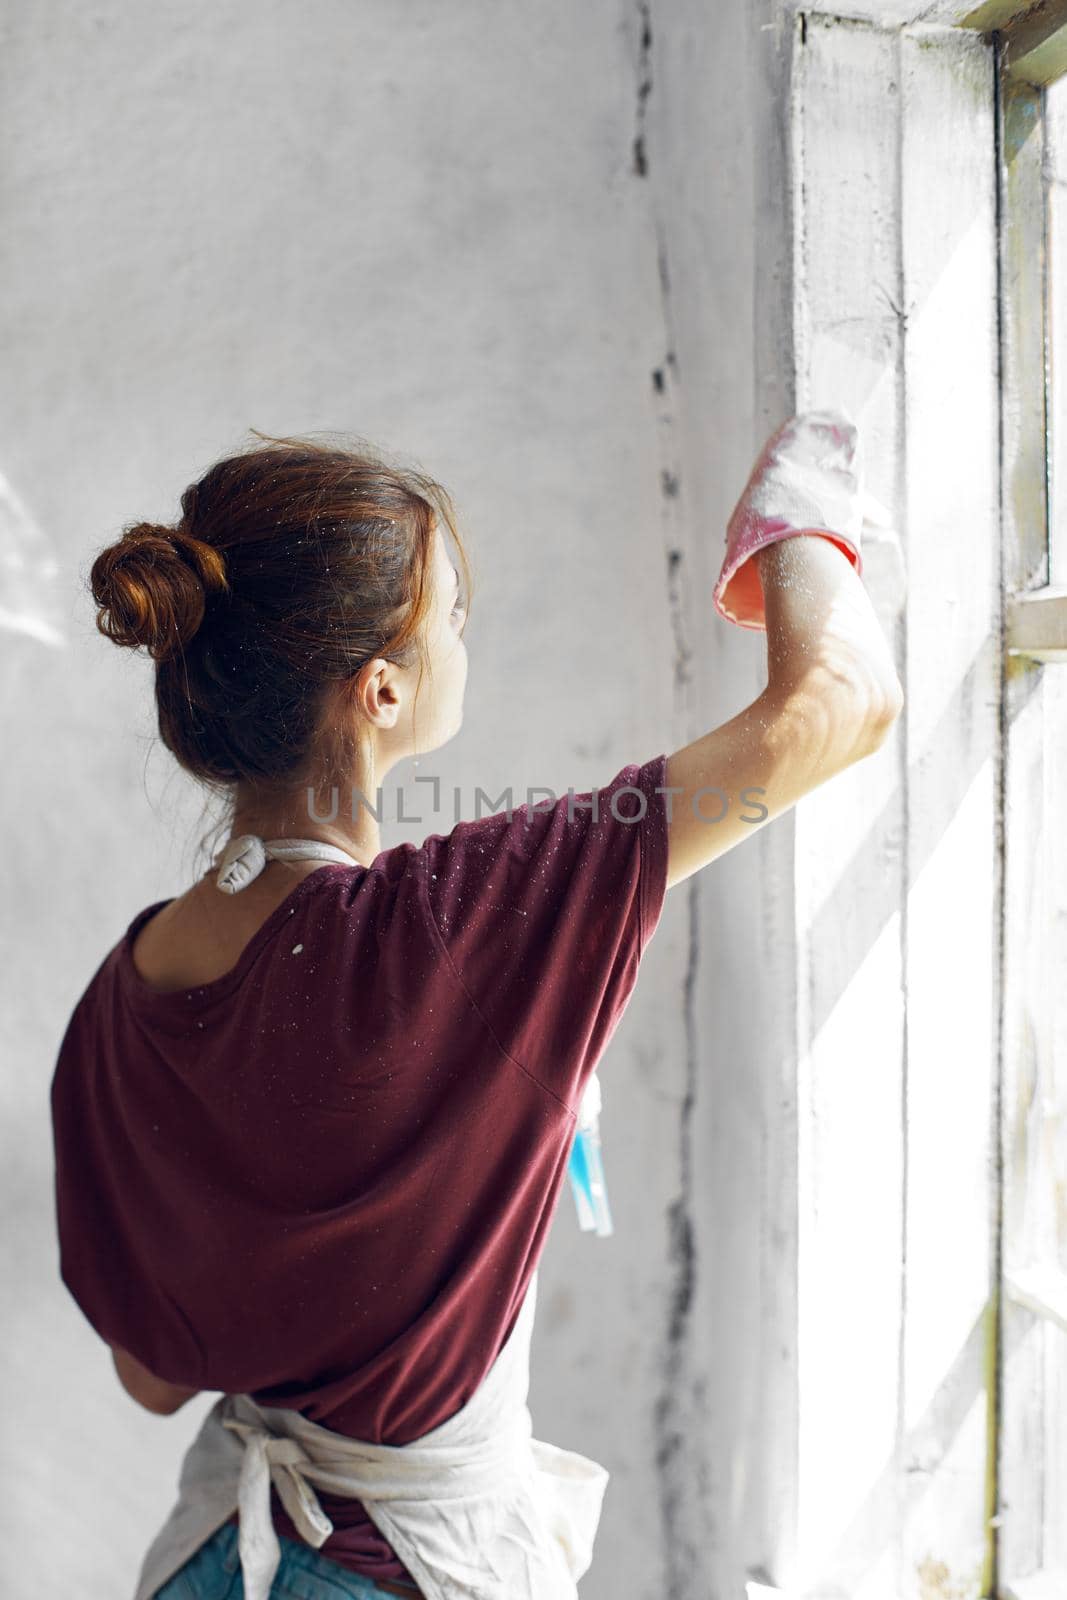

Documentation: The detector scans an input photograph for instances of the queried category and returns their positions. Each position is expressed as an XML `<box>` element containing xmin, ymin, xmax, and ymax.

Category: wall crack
<box><xmin>630</xmin><ymin>0</ymin><xmax>708</xmax><ymax>1589</ymax></box>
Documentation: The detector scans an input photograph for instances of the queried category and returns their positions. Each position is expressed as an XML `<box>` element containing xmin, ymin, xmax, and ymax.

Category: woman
<box><xmin>50</xmin><ymin>415</ymin><xmax>901</xmax><ymax>1600</ymax></box>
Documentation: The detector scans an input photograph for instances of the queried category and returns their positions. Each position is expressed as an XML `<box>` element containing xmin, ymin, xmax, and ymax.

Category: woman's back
<box><xmin>129</xmin><ymin>860</ymin><xmax>343</xmax><ymax>995</ymax></box>
<box><xmin>52</xmin><ymin>755</ymin><xmax>671</xmax><ymax>1587</ymax></box>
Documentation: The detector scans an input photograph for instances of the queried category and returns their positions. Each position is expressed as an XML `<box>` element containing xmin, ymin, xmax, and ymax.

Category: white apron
<box><xmin>132</xmin><ymin>1267</ymin><xmax>610</xmax><ymax>1600</ymax></box>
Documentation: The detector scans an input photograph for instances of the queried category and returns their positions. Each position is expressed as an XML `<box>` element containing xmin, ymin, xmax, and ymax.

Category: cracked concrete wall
<box><xmin>631</xmin><ymin>3</ymin><xmax>804</xmax><ymax>1594</ymax></box>
<box><xmin>2</xmin><ymin>2</ymin><xmax>794</xmax><ymax>1596</ymax></box>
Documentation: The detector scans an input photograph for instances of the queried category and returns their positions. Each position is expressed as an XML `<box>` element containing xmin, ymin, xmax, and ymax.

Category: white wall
<box><xmin>1</xmin><ymin>4</ymin><xmax>786</xmax><ymax>1596</ymax></box>
<box><xmin>5</xmin><ymin>3</ymin><xmax>1007</xmax><ymax>1597</ymax></box>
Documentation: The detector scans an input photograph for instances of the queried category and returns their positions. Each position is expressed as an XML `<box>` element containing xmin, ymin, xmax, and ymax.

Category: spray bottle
<box><xmin>567</xmin><ymin>1070</ymin><xmax>613</xmax><ymax>1237</ymax></box>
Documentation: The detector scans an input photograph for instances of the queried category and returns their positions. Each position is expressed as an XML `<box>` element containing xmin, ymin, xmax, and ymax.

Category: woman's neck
<box><xmin>228</xmin><ymin>764</ymin><xmax>388</xmax><ymax>870</ymax></box>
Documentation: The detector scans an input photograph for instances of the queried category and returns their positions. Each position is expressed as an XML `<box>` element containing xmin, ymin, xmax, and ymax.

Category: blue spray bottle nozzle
<box><xmin>566</xmin><ymin>1073</ymin><xmax>613</xmax><ymax>1238</ymax></box>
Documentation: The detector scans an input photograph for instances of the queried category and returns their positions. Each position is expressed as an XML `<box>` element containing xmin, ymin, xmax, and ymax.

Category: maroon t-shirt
<box><xmin>50</xmin><ymin>754</ymin><xmax>670</xmax><ymax>1587</ymax></box>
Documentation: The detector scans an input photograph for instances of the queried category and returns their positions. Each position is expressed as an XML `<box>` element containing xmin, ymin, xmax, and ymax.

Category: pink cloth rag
<box><xmin>713</xmin><ymin>410</ymin><xmax>865</xmax><ymax>631</ymax></box>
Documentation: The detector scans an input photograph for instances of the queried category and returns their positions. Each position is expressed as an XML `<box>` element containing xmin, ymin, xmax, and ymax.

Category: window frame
<box><xmin>964</xmin><ymin>0</ymin><xmax>1067</xmax><ymax>86</ymax></box>
<box><xmin>997</xmin><ymin>4</ymin><xmax>1067</xmax><ymax>662</ymax></box>
<box><xmin>991</xmin><ymin>7</ymin><xmax>1067</xmax><ymax>1594</ymax></box>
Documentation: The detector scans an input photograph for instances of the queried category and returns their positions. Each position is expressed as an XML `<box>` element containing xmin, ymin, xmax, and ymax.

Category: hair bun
<box><xmin>90</xmin><ymin>521</ymin><xmax>230</xmax><ymax>662</ymax></box>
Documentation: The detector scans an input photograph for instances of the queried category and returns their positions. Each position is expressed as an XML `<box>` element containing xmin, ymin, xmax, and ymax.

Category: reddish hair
<box><xmin>89</xmin><ymin>430</ymin><xmax>472</xmax><ymax>803</ymax></box>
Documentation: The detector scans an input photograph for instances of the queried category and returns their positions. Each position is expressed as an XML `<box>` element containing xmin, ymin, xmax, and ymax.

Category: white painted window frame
<box><xmin>999</xmin><ymin>2</ymin><xmax>1067</xmax><ymax>662</ymax></box>
<box><xmin>992</xmin><ymin>6</ymin><xmax>1067</xmax><ymax>1596</ymax></box>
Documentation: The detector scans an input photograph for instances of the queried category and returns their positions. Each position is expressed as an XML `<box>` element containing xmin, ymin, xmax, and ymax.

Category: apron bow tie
<box><xmin>222</xmin><ymin>1413</ymin><xmax>334</xmax><ymax>1600</ymax></box>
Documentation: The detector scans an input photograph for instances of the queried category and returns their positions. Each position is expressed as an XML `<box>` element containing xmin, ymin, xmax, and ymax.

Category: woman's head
<box><xmin>89</xmin><ymin>431</ymin><xmax>472</xmax><ymax>817</ymax></box>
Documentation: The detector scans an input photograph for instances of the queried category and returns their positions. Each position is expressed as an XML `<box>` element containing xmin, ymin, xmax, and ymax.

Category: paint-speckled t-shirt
<box><xmin>49</xmin><ymin>753</ymin><xmax>670</xmax><ymax>1588</ymax></box>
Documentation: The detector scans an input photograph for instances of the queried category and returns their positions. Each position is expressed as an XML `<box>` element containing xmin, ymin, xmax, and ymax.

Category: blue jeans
<box><xmin>152</xmin><ymin>1518</ymin><xmax>419</xmax><ymax>1599</ymax></box>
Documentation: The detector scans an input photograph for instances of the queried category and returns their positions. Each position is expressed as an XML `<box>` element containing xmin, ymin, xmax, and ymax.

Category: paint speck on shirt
<box><xmin>292</xmin><ymin>944</ymin><xmax>304</xmax><ymax>955</ymax></box>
